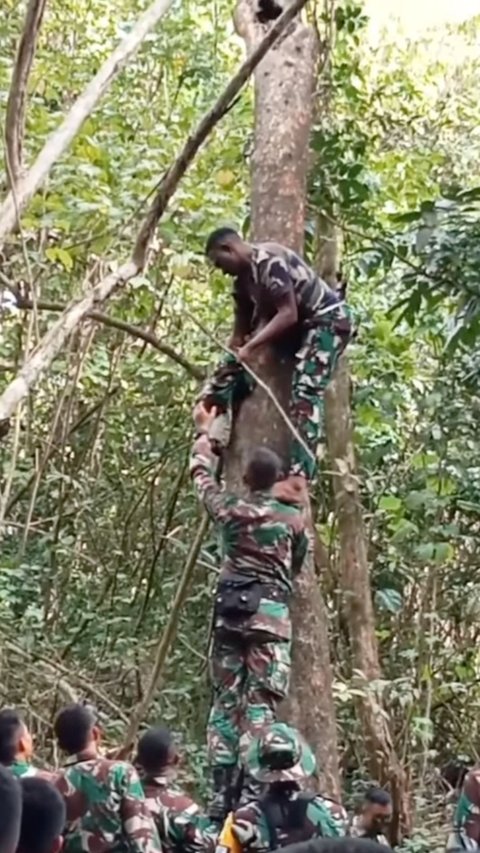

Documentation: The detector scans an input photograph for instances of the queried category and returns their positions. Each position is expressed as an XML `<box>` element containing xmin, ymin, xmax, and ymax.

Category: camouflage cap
<box><xmin>247</xmin><ymin>723</ymin><xmax>316</xmax><ymax>783</ymax></box>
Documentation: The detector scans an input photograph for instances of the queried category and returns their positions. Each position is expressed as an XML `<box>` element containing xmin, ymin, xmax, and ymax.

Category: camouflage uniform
<box><xmin>55</xmin><ymin>753</ymin><xmax>161</xmax><ymax>853</ymax></box>
<box><xmin>142</xmin><ymin>773</ymin><xmax>218</xmax><ymax>853</ymax></box>
<box><xmin>200</xmin><ymin>243</ymin><xmax>353</xmax><ymax>481</ymax></box>
<box><xmin>231</xmin><ymin>724</ymin><xmax>347</xmax><ymax>852</ymax></box>
<box><xmin>447</xmin><ymin>765</ymin><xmax>480</xmax><ymax>851</ymax></box>
<box><xmin>190</xmin><ymin>441</ymin><xmax>308</xmax><ymax>770</ymax></box>
<box><xmin>10</xmin><ymin>758</ymin><xmax>54</xmax><ymax>781</ymax></box>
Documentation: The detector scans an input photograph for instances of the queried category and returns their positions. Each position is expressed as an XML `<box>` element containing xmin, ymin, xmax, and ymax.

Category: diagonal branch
<box><xmin>16</xmin><ymin>297</ymin><xmax>205</xmax><ymax>380</ymax></box>
<box><xmin>0</xmin><ymin>0</ymin><xmax>310</xmax><ymax>428</ymax></box>
<box><xmin>0</xmin><ymin>0</ymin><xmax>176</xmax><ymax>248</ymax></box>
<box><xmin>5</xmin><ymin>0</ymin><xmax>47</xmax><ymax>188</ymax></box>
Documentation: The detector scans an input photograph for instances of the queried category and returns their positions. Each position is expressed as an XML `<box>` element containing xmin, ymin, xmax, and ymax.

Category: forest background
<box><xmin>1</xmin><ymin>0</ymin><xmax>480</xmax><ymax>850</ymax></box>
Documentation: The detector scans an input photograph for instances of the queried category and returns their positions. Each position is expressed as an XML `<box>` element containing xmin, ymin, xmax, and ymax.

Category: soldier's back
<box><xmin>219</xmin><ymin>494</ymin><xmax>304</xmax><ymax>591</ymax></box>
<box><xmin>56</xmin><ymin>756</ymin><xmax>154</xmax><ymax>853</ymax></box>
<box><xmin>143</xmin><ymin>775</ymin><xmax>217</xmax><ymax>853</ymax></box>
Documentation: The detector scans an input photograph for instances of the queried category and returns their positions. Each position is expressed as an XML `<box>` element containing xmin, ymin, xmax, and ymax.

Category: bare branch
<box><xmin>5</xmin><ymin>0</ymin><xmax>47</xmax><ymax>187</ymax></box>
<box><xmin>0</xmin><ymin>0</ymin><xmax>310</xmax><ymax>425</ymax></box>
<box><xmin>16</xmin><ymin>297</ymin><xmax>205</xmax><ymax>380</ymax></box>
<box><xmin>0</xmin><ymin>0</ymin><xmax>176</xmax><ymax>248</ymax></box>
<box><xmin>120</xmin><ymin>512</ymin><xmax>210</xmax><ymax>751</ymax></box>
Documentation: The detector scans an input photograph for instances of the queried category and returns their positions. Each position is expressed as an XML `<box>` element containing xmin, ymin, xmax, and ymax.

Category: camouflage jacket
<box><xmin>231</xmin><ymin>791</ymin><xmax>347</xmax><ymax>852</ymax></box>
<box><xmin>10</xmin><ymin>758</ymin><xmax>55</xmax><ymax>781</ymax></box>
<box><xmin>142</xmin><ymin>774</ymin><xmax>217</xmax><ymax>853</ymax></box>
<box><xmin>233</xmin><ymin>243</ymin><xmax>343</xmax><ymax>339</ymax></box>
<box><xmin>55</xmin><ymin>753</ymin><xmax>161</xmax><ymax>853</ymax></box>
<box><xmin>190</xmin><ymin>443</ymin><xmax>308</xmax><ymax>596</ymax></box>
<box><xmin>451</xmin><ymin>765</ymin><xmax>480</xmax><ymax>848</ymax></box>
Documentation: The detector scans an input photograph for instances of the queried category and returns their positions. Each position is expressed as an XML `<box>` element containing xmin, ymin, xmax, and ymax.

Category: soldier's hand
<box><xmin>193</xmin><ymin>402</ymin><xmax>218</xmax><ymax>433</ymax></box>
<box><xmin>231</xmin><ymin>820</ymin><xmax>257</xmax><ymax>845</ymax></box>
<box><xmin>194</xmin><ymin>433</ymin><xmax>213</xmax><ymax>456</ymax></box>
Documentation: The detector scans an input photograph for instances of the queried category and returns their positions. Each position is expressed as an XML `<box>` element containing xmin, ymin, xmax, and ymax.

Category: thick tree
<box><xmin>226</xmin><ymin>0</ymin><xmax>341</xmax><ymax>796</ymax></box>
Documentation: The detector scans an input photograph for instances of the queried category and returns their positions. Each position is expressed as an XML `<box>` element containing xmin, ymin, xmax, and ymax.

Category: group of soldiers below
<box><xmin>0</xmin><ymin>704</ymin><xmax>394</xmax><ymax>853</ymax></box>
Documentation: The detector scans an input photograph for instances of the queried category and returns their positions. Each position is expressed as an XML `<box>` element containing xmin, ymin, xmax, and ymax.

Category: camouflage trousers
<box><xmin>200</xmin><ymin>306</ymin><xmax>353</xmax><ymax>481</ymax></box>
<box><xmin>208</xmin><ymin>624</ymin><xmax>291</xmax><ymax>769</ymax></box>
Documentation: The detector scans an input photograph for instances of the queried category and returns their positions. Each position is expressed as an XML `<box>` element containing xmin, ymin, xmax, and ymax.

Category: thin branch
<box><xmin>0</xmin><ymin>0</ymin><xmax>310</xmax><ymax>425</ymax></box>
<box><xmin>16</xmin><ymin>297</ymin><xmax>204</xmax><ymax>380</ymax></box>
<box><xmin>5</xmin><ymin>0</ymin><xmax>47</xmax><ymax>187</ymax></box>
<box><xmin>0</xmin><ymin>0</ymin><xmax>176</xmax><ymax>248</ymax></box>
<box><xmin>121</xmin><ymin>512</ymin><xmax>210</xmax><ymax>750</ymax></box>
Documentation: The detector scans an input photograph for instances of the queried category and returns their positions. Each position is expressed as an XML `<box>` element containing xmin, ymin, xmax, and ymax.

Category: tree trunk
<box><xmin>325</xmin><ymin>357</ymin><xmax>411</xmax><ymax>839</ymax></box>
<box><xmin>227</xmin><ymin>0</ymin><xmax>341</xmax><ymax>797</ymax></box>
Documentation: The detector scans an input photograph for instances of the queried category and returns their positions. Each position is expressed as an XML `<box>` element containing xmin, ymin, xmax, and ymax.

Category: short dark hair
<box><xmin>364</xmin><ymin>787</ymin><xmax>392</xmax><ymax>807</ymax></box>
<box><xmin>54</xmin><ymin>703</ymin><xmax>96</xmax><ymax>755</ymax></box>
<box><xmin>245</xmin><ymin>447</ymin><xmax>282</xmax><ymax>491</ymax></box>
<box><xmin>205</xmin><ymin>227</ymin><xmax>239</xmax><ymax>254</ymax></box>
<box><xmin>136</xmin><ymin>726</ymin><xmax>173</xmax><ymax>774</ymax></box>
<box><xmin>0</xmin><ymin>708</ymin><xmax>24</xmax><ymax>765</ymax></box>
<box><xmin>18</xmin><ymin>778</ymin><xmax>66</xmax><ymax>853</ymax></box>
<box><xmin>0</xmin><ymin>765</ymin><xmax>22</xmax><ymax>853</ymax></box>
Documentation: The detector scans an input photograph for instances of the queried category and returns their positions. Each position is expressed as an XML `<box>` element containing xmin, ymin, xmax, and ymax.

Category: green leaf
<box><xmin>378</xmin><ymin>495</ymin><xmax>402</xmax><ymax>512</ymax></box>
<box><xmin>375</xmin><ymin>588</ymin><xmax>403</xmax><ymax>613</ymax></box>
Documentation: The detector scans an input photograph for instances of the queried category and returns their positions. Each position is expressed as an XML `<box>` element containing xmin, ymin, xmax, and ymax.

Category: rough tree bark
<box><xmin>227</xmin><ymin>0</ymin><xmax>341</xmax><ymax>797</ymax></box>
<box><xmin>325</xmin><ymin>357</ymin><xmax>410</xmax><ymax>838</ymax></box>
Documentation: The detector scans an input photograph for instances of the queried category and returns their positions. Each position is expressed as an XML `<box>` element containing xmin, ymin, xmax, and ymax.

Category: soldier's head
<box><xmin>0</xmin><ymin>765</ymin><xmax>21</xmax><ymax>853</ymax></box>
<box><xmin>247</xmin><ymin>723</ymin><xmax>316</xmax><ymax>788</ymax></box>
<box><xmin>205</xmin><ymin>228</ymin><xmax>251</xmax><ymax>276</ymax></box>
<box><xmin>135</xmin><ymin>726</ymin><xmax>178</xmax><ymax>776</ymax></box>
<box><xmin>18</xmin><ymin>778</ymin><xmax>65</xmax><ymax>853</ymax></box>
<box><xmin>0</xmin><ymin>708</ymin><xmax>33</xmax><ymax>767</ymax></box>
<box><xmin>359</xmin><ymin>787</ymin><xmax>392</xmax><ymax>835</ymax></box>
<box><xmin>54</xmin><ymin>703</ymin><xmax>100</xmax><ymax>757</ymax></box>
<box><xmin>244</xmin><ymin>447</ymin><xmax>282</xmax><ymax>493</ymax></box>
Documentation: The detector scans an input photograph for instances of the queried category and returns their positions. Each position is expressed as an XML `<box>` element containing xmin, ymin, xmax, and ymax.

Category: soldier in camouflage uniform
<box><xmin>197</xmin><ymin>228</ymin><xmax>353</xmax><ymax>504</ymax></box>
<box><xmin>136</xmin><ymin>726</ymin><xmax>218</xmax><ymax>853</ymax></box>
<box><xmin>0</xmin><ymin>708</ymin><xmax>52</xmax><ymax>781</ymax></box>
<box><xmin>53</xmin><ymin>703</ymin><xmax>161</xmax><ymax>853</ymax></box>
<box><xmin>190</xmin><ymin>432</ymin><xmax>308</xmax><ymax>821</ymax></box>
<box><xmin>230</xmin><ymin>724</ymin><xmax>347</xmax><ymax>852</ymax></box>
<box><xmin>447</xmin><ymin>764</ymin><xmax>480</xmax><ymax>852</ymax></box>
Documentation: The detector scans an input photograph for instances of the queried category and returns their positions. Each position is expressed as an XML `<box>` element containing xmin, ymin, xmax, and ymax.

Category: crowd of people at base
<box><xmin>0</xmin><ymin>705</ymin><xmax>394</xmax><ymax>853</ymax></box>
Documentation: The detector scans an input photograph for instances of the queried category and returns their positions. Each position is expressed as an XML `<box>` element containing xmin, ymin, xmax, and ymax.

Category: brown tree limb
<box><xmin>120</xmin><ymin>512</ymin><xmax>210</xmax><ymax>751</ymax></box>
<box><xmin>0</xmin><ymin>0</ymin><xmax>310</xmax><ymax>426</ymax></box>
<box><xmin>15</xmin><ymin>297</ymin><xmax>204</xmax><ymax>380</ymax></box>
<box><xmin>5</xmin><ymin>0</ymin><xmax>47</xmax><ymax>187</ymax></box>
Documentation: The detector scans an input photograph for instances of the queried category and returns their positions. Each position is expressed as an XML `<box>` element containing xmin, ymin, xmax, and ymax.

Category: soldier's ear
<box><xmin>92</xmin><ymin>725</ymin><xmax>102</xmax><ymax>745</ymax></box>
<box><xmin>52</xmin><ymin>836</ymin><xmax>64</xmax><ymax>853</ymax></box>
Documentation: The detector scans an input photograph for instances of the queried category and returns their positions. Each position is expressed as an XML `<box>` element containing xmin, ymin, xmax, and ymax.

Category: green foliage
<box><xmin>1</xmin><ymin>0</ymin><xmax>480</xmax><ymax>827</ymax></box>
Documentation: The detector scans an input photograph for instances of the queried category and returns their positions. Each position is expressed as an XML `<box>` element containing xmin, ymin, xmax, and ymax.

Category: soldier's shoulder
<box><xmin>315</xmin><ymin>795</ymin><xmax>347</xmax><ymax>818</ymax></box>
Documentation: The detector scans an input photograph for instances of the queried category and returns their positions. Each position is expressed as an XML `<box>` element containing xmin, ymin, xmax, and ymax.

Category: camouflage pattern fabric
<box><xmin>449</xmin><ymin>766</ymin><xmax>480</xmax><ymax>850</ymax></box>
<box><xmin>10</xmin><ymin>758</ymin><xmax>55</xmax><ymax>781</ymax></box>
<box><xmin>244</xmin><ymin>243</ymin><xmax>342</xmax><ymax>327</ymax></box>
<box><xmin>246</xmin><ymin>724</ymin><xmax>315</xmax><ymax>784</ymax></box>
<box><xmin>231</xmin><ymin>792</ymin><xmax>347</xmax><ymax>852</ymax></box>
<box><xmin>142</xmin><ymin>774</ymin><xmax>218</xmax><ymax>853</ymax></box>
<box><xmin>208</xmin><ymin>626</ymin><xmax>292</xmax><ymax>768</ymax></box>
<box><xmin>199</xmin><ymin>242</ymin><xmax>353</xmax><ymax>480</ymax></box>
<box><xmin>189</xmin><ymin>440</ymin><xmax>308</xmax><ymax>593</ymax></box>
<box><xmin>190</xmin><ymin>440</ymin><xmax>308</xmax><ymax>771</ymax></box>
<box><xmin>55</xmin><ymin>754</ymin><xmax>161</xmax><ymax>853</ymax></box>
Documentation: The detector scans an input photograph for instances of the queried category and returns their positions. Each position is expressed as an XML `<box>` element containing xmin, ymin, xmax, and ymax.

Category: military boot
<box><xmin>208</xmin><ymin>766</ymin><xmax>236</xmax><ymax>824</ymax></box>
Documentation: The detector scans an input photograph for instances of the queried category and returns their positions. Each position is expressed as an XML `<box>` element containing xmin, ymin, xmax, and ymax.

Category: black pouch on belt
<box><xmin>215</xmin><ymin>578</ymin><xmax>262</xmax><ymax>618</ymax></box>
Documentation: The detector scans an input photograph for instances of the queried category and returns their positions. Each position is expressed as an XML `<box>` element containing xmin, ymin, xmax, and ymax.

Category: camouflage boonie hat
<box><xmin>247</xmin><ymin>723</ymin><xmax>316</xmax><ymax>783</ymax></box>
